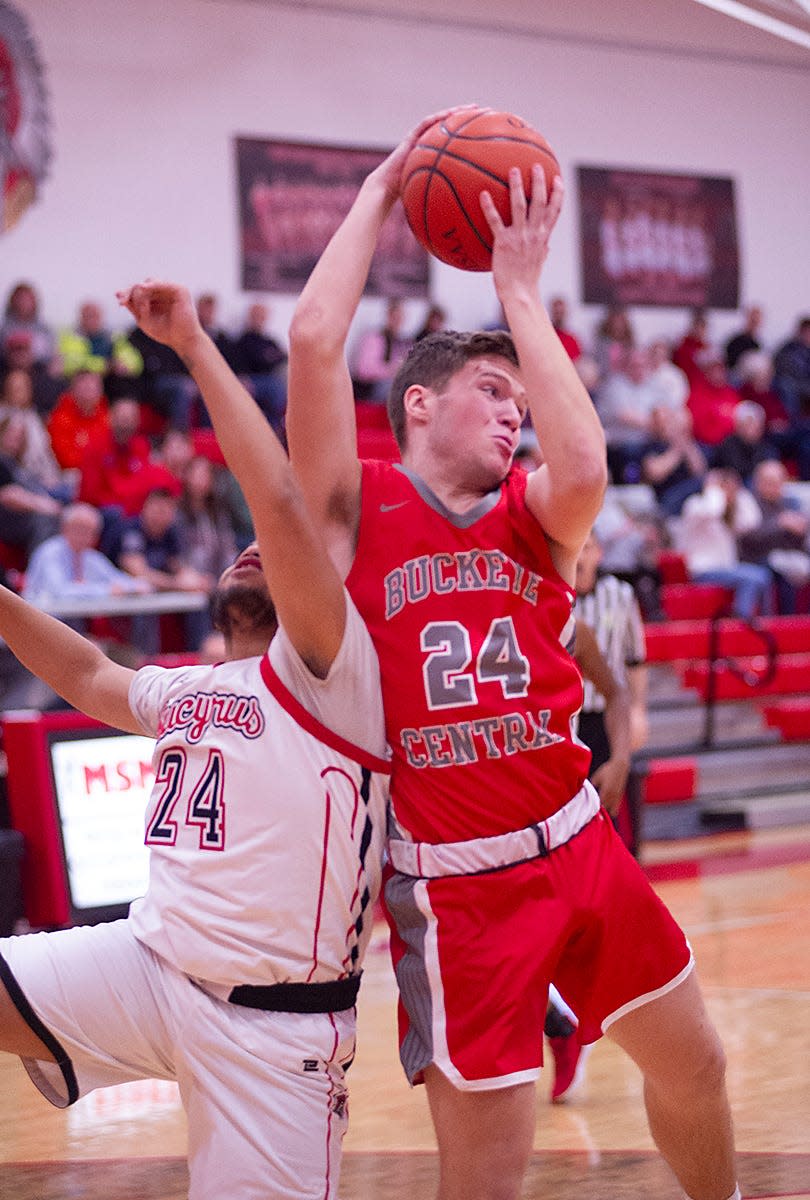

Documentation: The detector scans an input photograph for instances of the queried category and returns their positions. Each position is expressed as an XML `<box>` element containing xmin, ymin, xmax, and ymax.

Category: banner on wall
<box><xmin>577</xmin><ymin>165</ymin><xmax>740</xmax><ymax>310</ymax></box>
<box><xmin>0</xmin><ymin>0</ymin><xmax>51</xmax><ymax>233</ymax></box>
<box><xmin>235</xmin><ymin>136</ymin><xmax>429</xmax><ymax>297</ymax></box>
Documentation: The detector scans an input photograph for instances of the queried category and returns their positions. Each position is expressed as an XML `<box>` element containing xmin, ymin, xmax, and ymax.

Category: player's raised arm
<box><xmin>0</xmin><ymin>585</ymin><xmax>140</xmax><ymax>732</ymax></box>
<box><xmin>286</xmin><ymin>108</ymin><xmax>470</xmax><ymax>572</ymax></box>
<box><xmin>118</xmin><ymin>282</ymin><xmax>346</xmax><ymax>678</ymax></box>
<box><xmin>481</xmin><ymin>166</ymin><xmax>607</xmax><ymax>576</ymax></box>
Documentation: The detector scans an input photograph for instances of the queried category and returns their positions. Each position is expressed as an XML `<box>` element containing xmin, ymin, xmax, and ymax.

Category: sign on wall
<box><xmin>0</xmin><ymin>0</ymin><xmax>51</xmax><ymax>233</ymax></box>
<box><xmin>577</xmin><ymin>165</ymin><xmax>740</xmax><ymax>310</ymax></box>
<box><xmin>235</xmin><ymin>136</ymin><xmax>429</xmax><ymax>298</ymax></box>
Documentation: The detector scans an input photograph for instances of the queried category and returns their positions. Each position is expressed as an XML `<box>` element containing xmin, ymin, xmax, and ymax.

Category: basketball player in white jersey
<box><xmin>0</xmin><ymin>282</ymin><xmax>390</xmax><ymax>1200</ymax></box>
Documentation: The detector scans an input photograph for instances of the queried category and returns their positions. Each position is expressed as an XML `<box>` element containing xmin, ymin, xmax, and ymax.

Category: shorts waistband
<box><xmin>227</xmin><ymin>975</ymin><xmax>361</xmax><ymax>1013</ymax></box>
<box><xmin>388</xmin><ymin>780</ymin><xmax>600</xmax><ymax>879</ymax></box>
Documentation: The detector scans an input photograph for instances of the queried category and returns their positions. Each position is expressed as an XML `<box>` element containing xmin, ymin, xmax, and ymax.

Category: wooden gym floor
<box><xmin>1</xmin><ymin>823</ymin><xmax>809</xmax><ymax>1199</ymax></box>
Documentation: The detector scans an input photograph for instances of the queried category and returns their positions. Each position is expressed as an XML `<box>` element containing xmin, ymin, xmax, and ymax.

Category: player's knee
<box><xmin>649</xmin><ymin>1027</ymin><xmax>728</xmax><ymax>1102</ymax></box>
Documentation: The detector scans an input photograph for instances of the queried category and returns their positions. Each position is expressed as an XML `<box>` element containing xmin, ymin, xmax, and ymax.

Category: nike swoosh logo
<box><xmin>380</xmin><ymin>501</ymin><xmax>409</xmax><ymax>512</ymax></box>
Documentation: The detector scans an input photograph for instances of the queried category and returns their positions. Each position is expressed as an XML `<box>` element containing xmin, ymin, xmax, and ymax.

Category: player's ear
<box><xmin>402</xmin><ymin>383</ymin><xmax>431</xmax><ymax>425</ymax></box>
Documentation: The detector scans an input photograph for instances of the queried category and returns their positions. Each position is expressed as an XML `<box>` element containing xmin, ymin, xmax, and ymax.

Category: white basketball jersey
<box><xmin>127</xmin><ymin>599</ymin><xmax>390</xmax><ymax>990</ymax></box>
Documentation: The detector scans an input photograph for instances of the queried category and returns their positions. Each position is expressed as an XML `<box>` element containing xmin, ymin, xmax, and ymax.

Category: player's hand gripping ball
<box><xmin>400</xmin><ymin>107</ymin><xmax>560</xmax><ymax>272</ymax></box>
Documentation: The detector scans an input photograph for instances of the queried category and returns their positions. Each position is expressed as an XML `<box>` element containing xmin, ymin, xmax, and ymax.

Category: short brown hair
<box><xmin>387</xmin><ymin>330</ymin><xmax>519</xmax><ymax>449</ymax></box>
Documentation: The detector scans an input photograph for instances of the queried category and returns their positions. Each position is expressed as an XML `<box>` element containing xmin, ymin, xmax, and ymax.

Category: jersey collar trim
<box><xmin>259</xmin><ymin>656</ymin><xmax>391</xmax><ymax>775</ymax></box>
<box><xmin>394</xmin><ymin>463</ymin><xmax>502</xmax><ymax>528</ymax></box>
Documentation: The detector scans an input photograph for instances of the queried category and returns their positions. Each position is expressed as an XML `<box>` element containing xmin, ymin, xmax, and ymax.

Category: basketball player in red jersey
<box><xmin>286</xmin><ymin>110</ymin><xmax>740</xmax><ymax>1200</ymax></box>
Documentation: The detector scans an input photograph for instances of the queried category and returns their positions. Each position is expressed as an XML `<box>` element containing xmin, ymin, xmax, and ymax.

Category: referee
<box><xmin>575</xmin><ymin>528</ymin><xmax>648</xmax><ymax>855</ymax></box>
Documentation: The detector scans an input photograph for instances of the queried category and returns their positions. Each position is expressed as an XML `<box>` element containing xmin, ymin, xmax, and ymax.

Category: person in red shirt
<box><xmin>286</xmin><ymin>109</ymin><xmax>740</xmax><ymax>1200</ymax></box>
<box><xmin>549</xmin><ymin>295</ymin><xmax>582</xmax><ymax>362</ymax></box>
<box><xmin>78</xmin><ymin>395</ymin><xmax>179</xmax><ymax>517</ymax></box>
<box><xmin>46</xmin><ymin>369</ymin><xmax>109</xmax><ymax>470</ymax></box>
<box><xmin>687</xmin><ymin>346</ymin><xmax>741</xmax><ymax>447</ymax></box>
<box><xmin>673</xmin><ymin>308</ymin><xmax>710</xmax><ymax>384</ymax></box>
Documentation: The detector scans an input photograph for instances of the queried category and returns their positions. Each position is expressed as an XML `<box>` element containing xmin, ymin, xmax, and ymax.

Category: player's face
<box><xmin>213</xmin><ymin>543</ymin><xmax>277</xmax><ymax>636</ymax></box>
<box><xmin>430</xmin><ymin>356</ymin><xmax>527</xmax><ymax>487</ymax></box>
<box><xmin>218</xmin><ymin>542</ymin><xmax>265</xmax><ymax>590</ymax></box>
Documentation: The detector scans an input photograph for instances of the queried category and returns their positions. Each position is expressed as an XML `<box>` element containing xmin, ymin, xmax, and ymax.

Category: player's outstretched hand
<box><xmin>481</xmin><ymin>163</ymin><xmax>564</xmax><ymax>294</ymax></box>
<box><xmin>367</xmin><ymin>105</ymin><xmax>479</xmax><ymax>205</ymax></box>
<box><xmin>116</xmin><ymin>280</ymin><xmax>202</xmax><ymax>356</ymax></box>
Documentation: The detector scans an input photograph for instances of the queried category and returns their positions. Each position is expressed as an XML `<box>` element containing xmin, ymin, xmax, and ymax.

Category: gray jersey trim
<box><xmin>394</xmin><ymin>464</ymin><xmax>502</xmax><ymax>528</ymax></box>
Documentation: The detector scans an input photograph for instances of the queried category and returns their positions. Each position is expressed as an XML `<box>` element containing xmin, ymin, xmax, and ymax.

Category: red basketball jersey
<box><xmin>346</xmin><ymin>461</ymin><xmax>591</xmax><ymax>843</ymax></box>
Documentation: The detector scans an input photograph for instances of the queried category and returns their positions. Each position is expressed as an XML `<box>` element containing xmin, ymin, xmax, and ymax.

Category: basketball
<box><xmin>400</xmin><ymin>108</ymin><xmax>560</xmax><ymax>272</ymax></box>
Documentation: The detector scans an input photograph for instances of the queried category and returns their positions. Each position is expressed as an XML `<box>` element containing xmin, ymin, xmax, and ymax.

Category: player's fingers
<box><xmin>544</xmin><ymin>175</ymin><xmax>565</xmax><ymax>230</ymax></box>
<box><xmin>479</xmin><ymin>188</ymin><xmax>503</xmax><ymax>233</ymax></box>
<box><xmin>412</xmin><ymin>103</ymin><xmax>477</xmax><ymax>139</ymax></box>
<box><xmin>508</xmin><ymin>167</ymin><xmax>529</xmax><ymax>226</ymax></box>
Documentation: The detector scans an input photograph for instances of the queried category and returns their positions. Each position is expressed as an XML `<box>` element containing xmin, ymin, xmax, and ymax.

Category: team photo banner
<box><xmin>577</xmin><ymin>165</ymin><xmax>740</xmax><ymax>309</ymax></box>
<box><xmin>235</xmin><ymin>135</ymin><xmax>429</xmax><ymax>297</ymax></box>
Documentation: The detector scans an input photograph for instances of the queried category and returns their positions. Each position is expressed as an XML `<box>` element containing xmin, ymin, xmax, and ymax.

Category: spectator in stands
<box><xmin>0</xmin><ymin>369</ymin><xmax>70</xmax><ymax>499</ymax></box>
<box><xmin>127</xmin><ymin>318</ymin><xmax>195</xmax><ymax>431</ymax></box>
<box><xmin>596</xmin><ymin>345</ymin><xmax>659</xmax><ymax>483</ymax></box>
<box><xmin>675</xmin><ymin>468</ymin><xmax>772</xmax><ymax>620</ymax></box>
<box><xmin>413</xmin><ymin>303</ymin><xmax>447</xmax><ymax>342</ymax></box>
<box><xmin>773</xmin><ymin>315</ymin><xmax>810</xmax><ymax>416</ymax></box>
<box><xmin>217</xmin><ymin>468</ymin><xmax>254</xmax><ymax>552</ymax></box>
<box><xmin>176</xmin><ymin>455</ymin><xmax>238</xmax><ymax>584</ymax></box>
<box><xmin>574</xmin><ymin>528</ymin><xmax>648</xmax><ymax>857</ymax></box>
<box><xmin>175</xmin><ymin>455</ymin><xmax>239</xmax><ymax>649</ymax></box>
<box><xmin>737</xmin><ymin>349</ymin><xmax>810</xmax><ymax>483</ymax></box>
<box><xmin>0</xmin><ymin>413</ymin><xmax>62</xmax><ymax>558</ymax></box>
<box><xmin>686</xmin><ymin>345</ymin><xmax>741</xmax><ymax>449</ymax></box>
<box><xmin>672</xmin><ymin>307</ymin><xmax>710</xmax><ymax>384</ymax></box>
<box><xmin>739</xmin><ymin>458</ymin><xmax>810</xmax><ymax>614</ymax></box>
<box><xmin>154</xmin><ymin>427</ymin><xmax>195</xmax><ymax>484</ymax></box>
<box><xmin>196</xmin><ymin>292</ymin><xmax>235</xmax><ymax>364</ymax></box>
<box><xmin>23</xmin><ymin>502</ymin><xmax>150</xmax><ymax>612</ymax></box>
<box><xmin>711</xmin><ymin>400</ymin><xmax>777</xmax><ymax>481</ymax></box>
<box><xmin>0</xmin><ymin>281</ymin><xmax>56</xmax><ymax>369</ymax></box>
<box><xmin>78</xmin><ymin>396</ymin><xmax>179</xmax><ymax>520</ymax></box>
<box><xmin>230</xmin><ymin>301</ymin><xmax>287</xmax><ymax>434</ymax></box>
<box><xmin>593</xmin><ymin>303</ymin><xmax>634</xmax><ymax>377</ymax></box>
<box><xmin>0</xmin><ymin>330</ymin><xmax>62</xmax><ymax>416</ymax></box>
<box><xmin>549</xmin><ymin>295</ymin><xmax>582</xmax><ymax>361</ymax></box>
<box><xmin>110</xmin><ymin>486</ymin><xmax>211</xmax><ymax>653</ymax></box>
<box><xmin>47</xmin><ymin>368</ymin><xmax>110</xmax><ymax>471</ymax></box>
<box><xmin>737</xmin><ymin>350</ymin><xmax>792</xmax><ymax>438</ymax></box>
<box><xmin>58</xmin><ymin>301</ymin><xmax>113</xmax><ymax>375</ymax></box>
<box><xmin>351</xmin><ymin>298</ymin><xmax>411</xmax><ymax>402</ymax></box>
<box><xmin>647</xmin><ymin>338</ymin><xmax>689</xmax><ymax>411</ymax></box>
<box><xmin>641</xmin><ymin>404</ymin><xmax>707</xmax><ymax>516</ymax></box>
<box><xmin>58</xmin><ymin>301</ymin><xmax>144</xmax><ymax>404</ymax></box>
<box><xmin>593</xmin><ymin>489</ymin><xmax>666</xmax><ymax>621</ymax></box>
<box><xmin>724</xmin><ymin>305</ymin><xmax>764</xmax><ymax>377</ymax></box>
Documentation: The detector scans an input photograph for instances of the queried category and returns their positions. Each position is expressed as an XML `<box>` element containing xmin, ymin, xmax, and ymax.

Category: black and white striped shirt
<box><xmin>575</xmin><ymin>573</ymin><xmax>646</xmax><ymax>713</ymax></box>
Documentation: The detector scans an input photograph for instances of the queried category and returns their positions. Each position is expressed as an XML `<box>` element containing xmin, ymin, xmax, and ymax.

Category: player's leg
<box><xmin>424</xmin><ymin>1064</ymin><xmax>536</xmax><ymax>1200</ymax></box>
<box><xmin>0</xmin><ymin>922</ymin><xmax>176</xmax><ymax>1107</ymax></box>
<box><xmin>178</xmin><ymin>992</ymin><xmax>354</xmax><ymax>1200</ymax></box>
<box><xmin>605</xmin><ymin>970</ymin><xmax>738</xmax><ymax>1200</ymax></box>
<box><xmin>0</xmin><ymin>958</ymin><xmax>57</xmax><ymax>1060</ymax></box>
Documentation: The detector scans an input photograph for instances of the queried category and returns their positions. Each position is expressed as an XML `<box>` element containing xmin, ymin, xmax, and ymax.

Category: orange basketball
<box><xmin>400</xmin><ymin>108</ymin><xmax>560</xmax><ymax>272</ymax></box>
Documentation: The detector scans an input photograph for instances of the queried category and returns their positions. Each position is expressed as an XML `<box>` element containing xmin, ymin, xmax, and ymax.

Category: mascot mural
<box><xmin>0</xmin><ymin>1</ymin><xmax>51</xmax><ymax>233</ymax></box>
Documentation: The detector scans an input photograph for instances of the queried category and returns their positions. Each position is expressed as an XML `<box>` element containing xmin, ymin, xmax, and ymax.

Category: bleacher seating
<box><xmin>645</xmin><ymin>614</ymin><xmax>810</xmax><ymax>663</ymax></box>
<box><xmin>355</xmin><ymin>401</ymin><xmax>399</xmax><ymax>461</ymax></box>
<box><xmin>641</xmin><ymin>757</ymin><xmax>698</xmax><ymax>806</ymax></box>
<box><xmin>762</xmin><ymin>699</ymin><xmax>810</xmax><ymax>742</ymax></box>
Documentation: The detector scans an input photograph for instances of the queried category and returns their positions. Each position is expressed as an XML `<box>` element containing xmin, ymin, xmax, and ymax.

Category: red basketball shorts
<box><xmin>384</xmin><ymin>808</ymin><xmax>692</xmax><ymax>1090</ymax></box>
